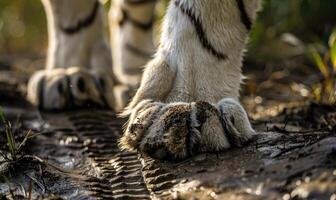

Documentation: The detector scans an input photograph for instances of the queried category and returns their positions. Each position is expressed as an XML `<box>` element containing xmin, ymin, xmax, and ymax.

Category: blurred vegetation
<box><xmin>308</xmin><ymin>30</ymin><xmax>336</xmax><ymax>104</ymax></box>
<box><xmin>249</xmin><ymin>0</ymin><xmax>336</xmax><ymax>62</ymax></box>
<box><xmin>0</xmin><ymin>0</ymin><xmax>47</xmax><ymax>55</ymax></box>
<box><xmin>0</xmin><ymin>0</ymin><xmax>335</xmax><ymax>57</ymax></box>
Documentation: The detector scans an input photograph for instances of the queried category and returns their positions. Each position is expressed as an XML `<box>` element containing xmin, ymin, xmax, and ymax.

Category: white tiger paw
<box><xmin>27</xmin><ymin>67</ymin><xmax>129</xmax><ymax>111</ymax></box>
<box><xmin>120</xmin><ymin>99</ymin><xmax>255</xmax><ymax>160</ymax></box>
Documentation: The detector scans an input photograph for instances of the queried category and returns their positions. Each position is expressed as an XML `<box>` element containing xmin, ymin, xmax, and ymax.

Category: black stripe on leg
<box><xmin>174</xmin><ymin>0</ymin><xmax>227</xmax><ymax>61</ymax></box>
<box><xmin>119</xmin><ymin>8</ymin><xmax>155</xmax><ymax>31</ymax></box>
<box><xmin>125</xmin><ymin>0</ymin><xmax>157</xmax><ymax>5</ymax></box>
<box><xmin>237</xmin><ymin>0</ymin><xmax>252</xmax><ymax>31</ymax></box>
<box><xmin>125</xmin><ymin>43</ymin><xmax>153</xmax><ymax>59</ymax></box>
<box><xmin>60</xmin><ymin>0</ymin><xmax>100</xmax><ymax>35</ymax></box>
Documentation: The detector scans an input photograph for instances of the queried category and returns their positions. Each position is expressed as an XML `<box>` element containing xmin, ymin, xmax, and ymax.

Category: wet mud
<box><xmin>0</xmin><ymin>71</ymin><xmax>335</xmax><ymax>200</ymax></box>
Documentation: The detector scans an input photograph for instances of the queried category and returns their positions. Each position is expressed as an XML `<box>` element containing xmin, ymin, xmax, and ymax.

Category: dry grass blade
<box><xmin>25</xmin><ymin>172</ymin><xmax>45</xmax><ymax>193</ymax></box>
<box><xmin>307</xmin><ymin>31</ymin><xmax>336</xmax><ymax>104</ymax></box>
<box><xmin>309</xmin><ymin>46</ymin><xmax>329</xmax><ymax>78</ymax></box>
<box><xmin>0</xmin><ymin>107</ymin><xmax>5</xmax><ymax>123</ymax></box>
<box><xmin>5</xmin><ymin>122</ymin><xmax>17</xmax><ymax>160</ymax></box>
<box><xmin>0</xmin><ymin>107</ymin><xmax>15</xmax><ymax>160</ymax></box>
<box><xmin>18</xmin><ymin>129</ymin><xmax>32</xmax><ymax>151</ymax></box>
<box><xmin>27</xmin><ymin>177</ymin><xmax>33</xmax><ymax>200</ymax></box>
<box><xmin>329</xmin><ymin>30</ymin><xmax>336</xmax><ymax>70</ymax></box>
<box><xmin>0</xmin><ymin>150</ymin><xmax>10</xmax><ymax>162</ymax></box>
<box><xmin>0</xmin><ymin>106</ymin><xmax>36</xmax><ymax>163</ymax></box>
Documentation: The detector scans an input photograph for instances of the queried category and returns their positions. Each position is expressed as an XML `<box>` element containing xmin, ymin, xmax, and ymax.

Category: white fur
<box><xmin>42</xmin><ymin>0</ymin><xmax>111</xmax><ymax>70</ymax></box>
<box><xmin>109</xmin><ymin>0</ymin><xmax>156</xmax><ymax>87</ymax></box>
<box><xmin>28</xmin><ymin>0</ymin><xmax>159</xmax><ymax>110</ymax></box>
<box><xmin>28</xmin><ymin>0</ymin><xmax>261</xmax><ymax>159</ymax></box>
<box><xmin>129</xmin><ymin>0</ymin><xmax>261</xmax><ymax>108</ymax></box>
<box><xmin>28</xmin><ymin>0</ymin><xmax>123</xmax><ymax>110</ymax></box>
<box><xmin>122</xmin><ymin>0</ymin><xmax>261</xmax><ymax>159</ymax></box>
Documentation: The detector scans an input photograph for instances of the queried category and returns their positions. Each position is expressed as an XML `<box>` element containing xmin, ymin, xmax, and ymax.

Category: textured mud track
<box><xmin>13</xmin><ymin>108</ymin><xmax>333</xmax><ymax>200</ymax></box>
<box><xmin>0</xmin><ymin>78</ymin><xmax>336</xmax><ymax>200</ymax></box>
<box><xmin>38</xmin><ymin>110</ymin><xmax>179</xmax><ymax>200</ymax></box>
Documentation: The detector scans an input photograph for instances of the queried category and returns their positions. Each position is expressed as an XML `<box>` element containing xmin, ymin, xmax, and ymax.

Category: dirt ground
<box><xmin>0</xmin><ymin>56</ymin><xmax>335</xmax><ymax>200</ymax></box>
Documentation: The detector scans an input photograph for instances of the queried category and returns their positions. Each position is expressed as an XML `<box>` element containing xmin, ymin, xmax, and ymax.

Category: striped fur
<box><xmin>28</xmin><ymin>0</ymin><xmax>124</xmax><ymax>110</ymax></box>
<box><xmin>27</xmin><ymin>0</ymin><xmax>261</xmax><ymax>160</ymax></box>
<box><xmin>109</xmin><ymin>0</ymin><xmax>157</xmax><ymax>88</ymax></box>
<box><xmin>121</xmin><ymin>99</ymin><xmax>254</xmax><ymax>160</ymax></box>
<box><xmin>174</xmin><ymin>0</ymin><xmax>227</xmax><ymax>60</ymax></box>
<box><xmin>121</xmin><ymin>0</ymin><xmax>261</xmax><ymax>159</ymax></box>
<box><xmin>60</xmin><ymin>0</ymin><xmax>100</xmax><ymax>34</ymax></box>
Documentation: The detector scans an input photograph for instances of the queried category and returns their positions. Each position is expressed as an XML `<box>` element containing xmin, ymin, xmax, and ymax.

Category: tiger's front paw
<box><xmin>120</xmin><ymin>99</ymin><xmax>255</xmax><ymax>160</ymax></box>
<box><xmin>27</xmin><ymin>67</ymin><xmax>124</xmax><ymax>110</ymax></box>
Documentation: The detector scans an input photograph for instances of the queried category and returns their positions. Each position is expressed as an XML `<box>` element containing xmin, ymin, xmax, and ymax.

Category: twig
<box><xmin>0</xmin><ymin>151</ymin><xmax>9</xmax><ymax>161</ymax></box>
<box><xmin>25</xmin><ymin>173</ymin><xmax>44</xmax><ymax>194</ymax></box>
<box><xmin>271</xmin><ymin>144</ymin><xmax>306</xmax><ymax>158</ymax></box>
<box><xmin>22</xmin><ymin>155</ymin><xmax>88</xmax><ymax>181</ymax></box>
<box><xmin>28</xmin><ymin>178</ymin><xmax>33</xmax><ymax>200</ymax></box>
<box><xmin>17</xmin><ymin>129</ymin><xmax>32</xmax><ymax>151</ymax></box>
<box><xmin>272</xmin><ymin>125</ymin><xmax>329</xmax><ymax>134</ymax></box>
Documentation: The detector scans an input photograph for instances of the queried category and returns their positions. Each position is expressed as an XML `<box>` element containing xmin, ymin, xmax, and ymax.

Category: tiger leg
<box><xmin>28</xmin><ymin>0</ymin><xmax>119</xmax><ymax>110</ymax></box>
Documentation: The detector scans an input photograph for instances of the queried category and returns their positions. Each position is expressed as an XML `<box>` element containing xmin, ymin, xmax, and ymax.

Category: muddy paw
<box><xmin>27</xmin><ymin>67</ymin><xmax>120</xmax><ymax>110</ymax></box>
<box><xmin>121</xmin><ymin>100</ymin><xmax>252</xmax><ymax>160</ymax></box>
<box><xmin>139</xmin><ymin>103</ymin><xmax>194</xmax><ymax>160</ymax></box>
<box><xmin>120</xmin><ymin>100</ymin><xmax>164</xmax><ymax>150</ymax></box>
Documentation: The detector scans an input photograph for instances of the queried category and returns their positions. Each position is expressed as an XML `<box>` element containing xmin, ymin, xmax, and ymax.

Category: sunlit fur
<box><xmin>128</xmin><ymin>0</ymin><xmax>262</xmax><ymax>108</ymax></box>
<box><xmin>27</xmin><ymin>0</ymin><xmax>122</xmax><ymax>110</ymax></box>
<box><xmin>28</xmin><ymin>0</ymin><xmax>158</xmax><ymax>110</ymax></box>
<box><xmin>109</xmin><ymin>0</ymin><xmax>156</xmax><ymax>87</ymax></box>
<box><xmin>121</xmin><ymin>0</ymin><xmax>261</xmax><ymax>159</ymax></box>
<box><xmin>27</xmin><ymin>0</ymin><xmax>262</xmax><ymax>160</ymax></box>
<box><xmin>42</xmin><ymin>0</ymin><xmax>111</xmax><ymax>70</ymax></box>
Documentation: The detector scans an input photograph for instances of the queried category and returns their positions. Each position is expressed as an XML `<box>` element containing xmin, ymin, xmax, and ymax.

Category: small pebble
<box><xmin>304</xmin><ymin>176</ymin><xmax>311</xmax><ymax>183</ymax></box>
<box><xmin>209</xmin><ymin>192</ymin><xmax>217</xmax><ymax>198</ymax></box>
<box><xmin>296</xmin><ymin>180</ymin><xmax>302</xmax><ymax>186</ymax></box>
<box><xmin>283</xmin><ymin>193</ymin><xmax>291</xmax><ymax>200</ymax></box>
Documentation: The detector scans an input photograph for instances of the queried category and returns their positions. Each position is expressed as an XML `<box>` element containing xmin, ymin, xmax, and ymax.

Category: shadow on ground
<box><xmin>0</xmin><ymin>64</ymin><xmax>335</xmax><ymax>200</ymax></box>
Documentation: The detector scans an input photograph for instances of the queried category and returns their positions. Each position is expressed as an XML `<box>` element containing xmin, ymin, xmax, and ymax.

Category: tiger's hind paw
<box><xmin>27</xmin><ymin>67</ymin><xmax>122</xmax><ymax>110</ymax></box>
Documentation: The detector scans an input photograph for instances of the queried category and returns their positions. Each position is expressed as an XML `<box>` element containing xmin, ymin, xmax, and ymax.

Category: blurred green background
<box><xmin>0</xmin><ymin>0</ymin><xmax>47</xmax><ymax>55</ymax></box>
<box><xmin>0</xmin><ymin>0</ymin><xmax>335</xmax><ymax>107</ymax></box>
<box><xmin>0</xmin><ymin>0</ymin><xmax>335</xmax><ymax>58</ymax></box>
